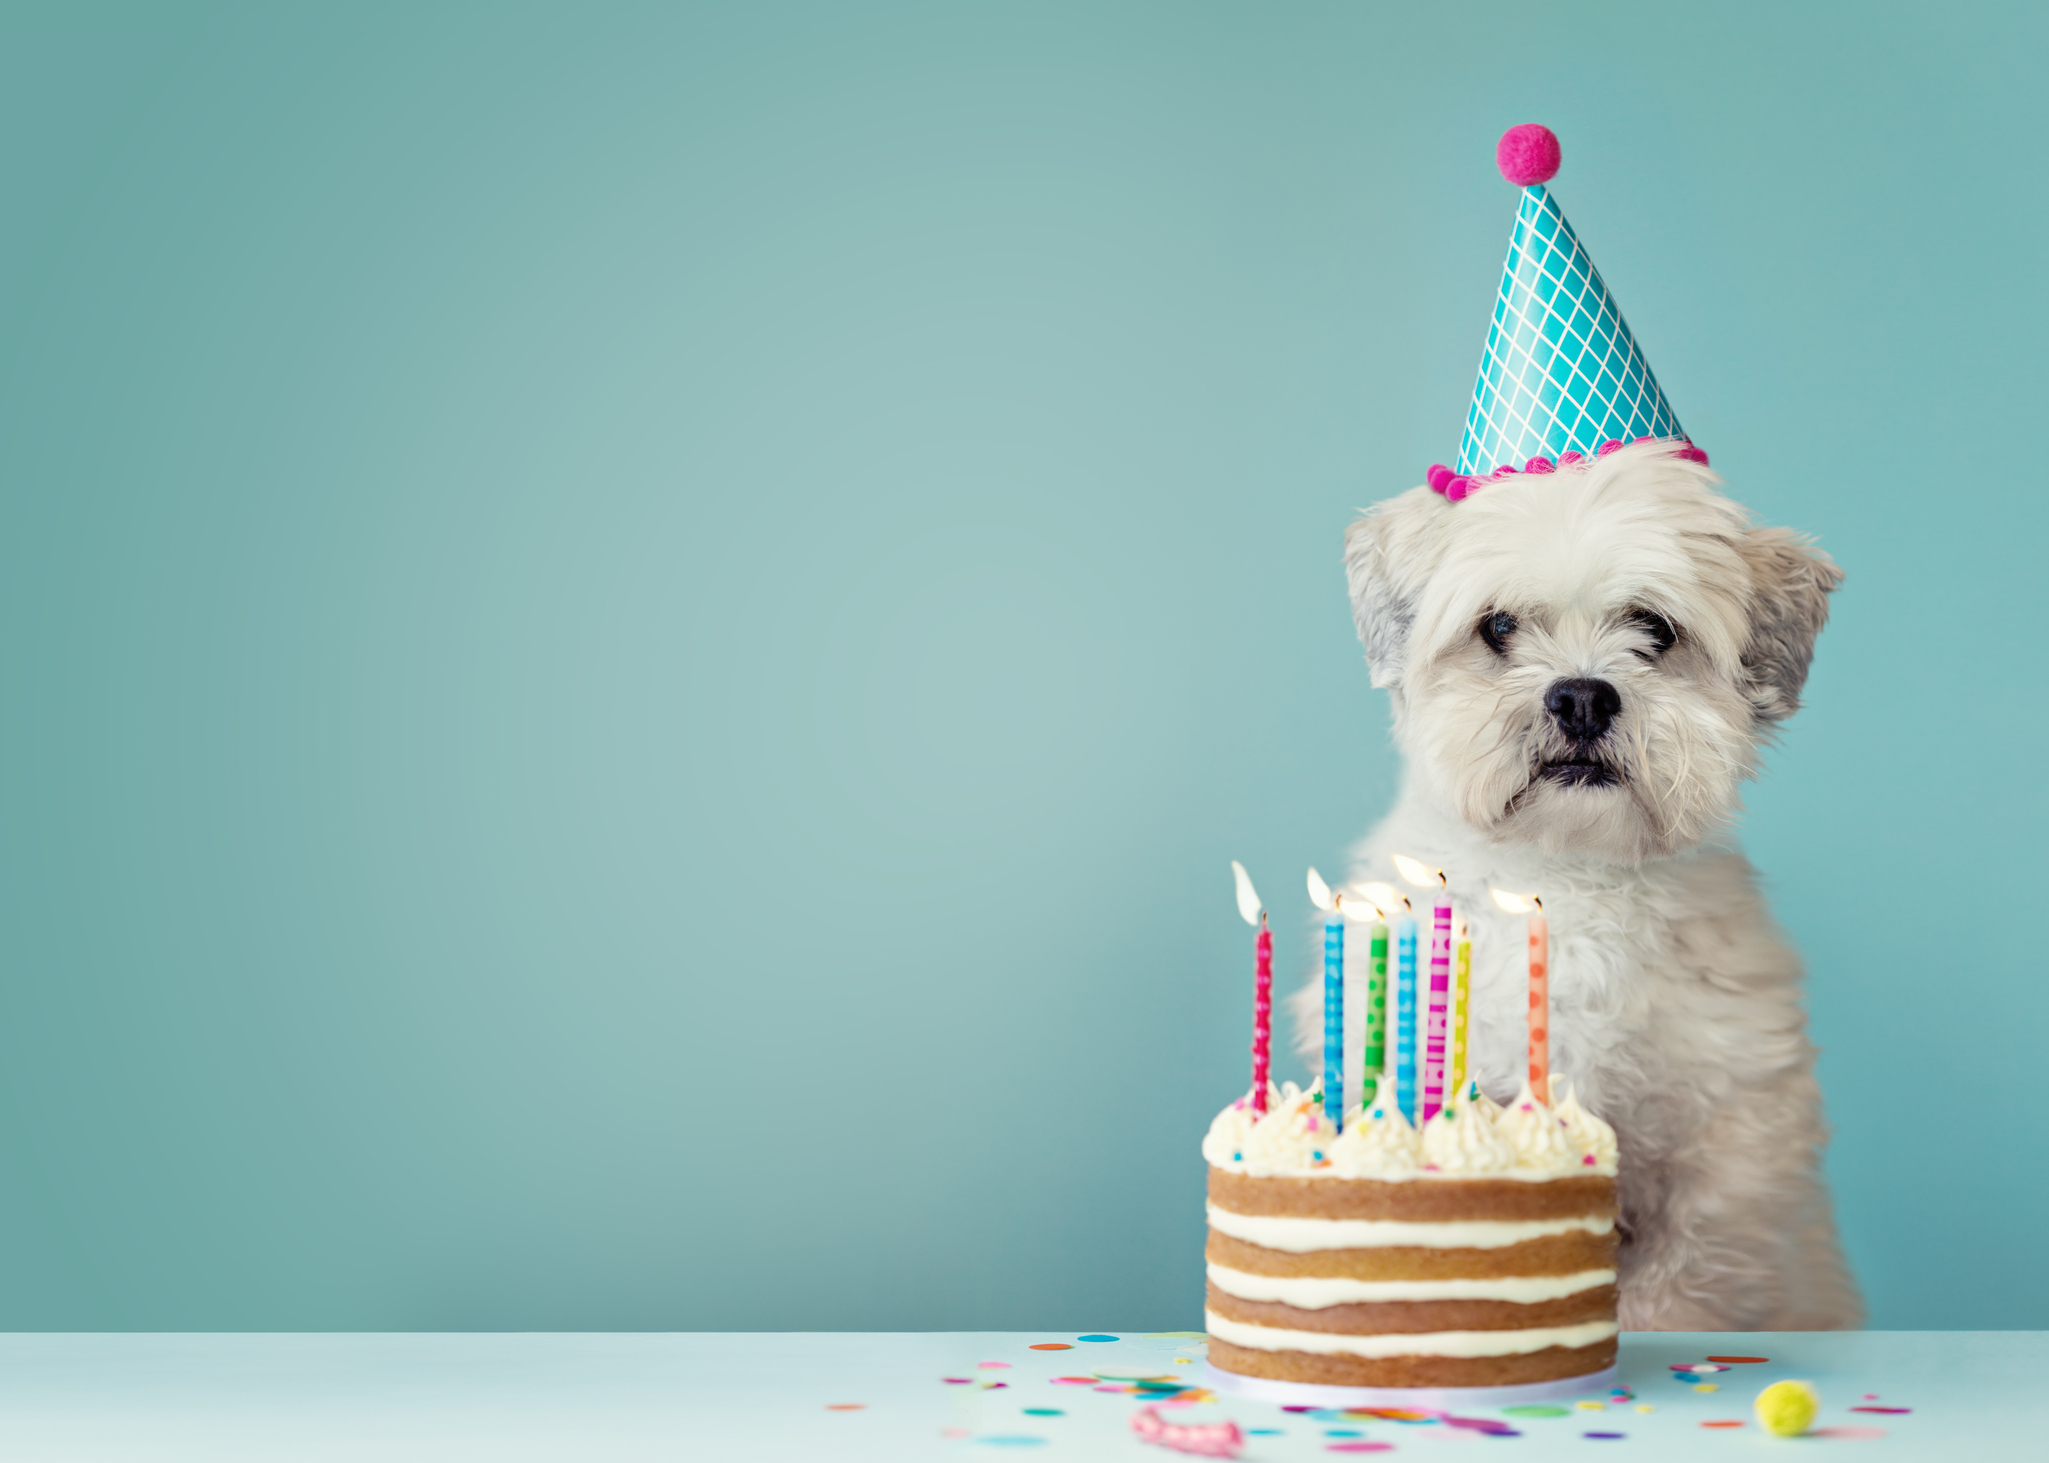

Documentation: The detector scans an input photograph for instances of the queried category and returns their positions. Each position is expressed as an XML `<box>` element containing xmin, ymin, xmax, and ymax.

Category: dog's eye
<box><xmin>1629</xmin><ymin>607</ymin><xmax>1678</xmax><ymax>655</ymax></box>
<box><xmin>1478</xmin><ymin>610</ymin><xmax>1518</xmax><ymax>654</ymax></box>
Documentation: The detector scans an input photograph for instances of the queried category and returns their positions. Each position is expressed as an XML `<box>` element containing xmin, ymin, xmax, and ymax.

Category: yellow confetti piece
<box><xmin>1635</xmin><ymin>1404</ymin><xmax>1654</xmax><ymax>1413</ymax></box>
<box><xmin>1694</xmin><ymin>1383</ymin><xmax>1719</xmax><ymax>1393</ymax></box>
<box><xmin>1175</xmin><ymin>1358</ymin><xmax>1192</xmax><ymax>1364</ymax></box>
<box><xmin>1576</xmin><ymin>1401</ymin><xmax>1605</xmax><ymax>1410</ymax></box>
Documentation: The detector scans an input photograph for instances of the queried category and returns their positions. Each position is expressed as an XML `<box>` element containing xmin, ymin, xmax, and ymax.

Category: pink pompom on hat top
<box><xmin>1431</xmin><ymin>124</ymin><xmax>1706</xmax><ymax>503</ymax></box>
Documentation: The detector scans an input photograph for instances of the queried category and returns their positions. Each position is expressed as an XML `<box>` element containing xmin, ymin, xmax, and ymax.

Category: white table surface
<box><xmin>0</xmin><ymin>1330</ymin><xmax>2028</xmax><ymax>1460</ymax></box>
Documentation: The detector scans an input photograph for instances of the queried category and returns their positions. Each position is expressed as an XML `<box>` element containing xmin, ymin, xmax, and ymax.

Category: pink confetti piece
<box><xmin>1324</xmin><ymin>1447</ymin><xmax>1394</xmax><ymax>1455</ymax></box>
<box><xmin>1130</xmin><ymin>1405</ymin><xmax>1245</xmax><ymax>1458</ymax></box>
<box><xmin>1810</xmin><ymin>1426</ymin><xmax>1887</xmax><ymax>1440</ymax></box>
<box><xmin>1849</xmin><ymin>1407</ymin><xmax>1911</xmax><ymax>1414</ymax></box>
<box><xmin>978</xmin><ymin>1361</ymin><xmax>1012</xmax><ymax>1369</ymax></box>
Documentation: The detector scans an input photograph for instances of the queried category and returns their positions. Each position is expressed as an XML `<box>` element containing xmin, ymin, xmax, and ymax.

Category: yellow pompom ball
<box><xmin>1754</xmin><ymin>1379</ymin><xmax>1819</xmax><ymax>1437</ymax></box>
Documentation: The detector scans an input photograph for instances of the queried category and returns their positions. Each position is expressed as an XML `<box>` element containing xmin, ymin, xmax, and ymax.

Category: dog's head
<box><xmin>1346</xmin><ymin>442</ymin><xmax>1842</xmax><ymax>863</ymax></box>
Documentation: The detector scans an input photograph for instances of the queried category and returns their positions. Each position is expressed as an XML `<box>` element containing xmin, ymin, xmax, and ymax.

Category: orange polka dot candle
<box><xmin>1491</xmin><ymin>888</ymin><xmax>1549</xmax><ymax>1101</ymax></box>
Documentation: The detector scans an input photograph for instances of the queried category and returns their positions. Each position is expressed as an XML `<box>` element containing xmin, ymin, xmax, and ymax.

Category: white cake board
<box><xmin>1202</xmin><ymin>1360</ymin><xmax>1619</xmax><ymax>1410</ymax></box>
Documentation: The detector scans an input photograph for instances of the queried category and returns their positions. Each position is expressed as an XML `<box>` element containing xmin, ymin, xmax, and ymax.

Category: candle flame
<box><xmin>1230</xmin><ymin>861</ymin><xmax>1264</xmax><ymax>926</ymax></box>
<box><xmin>1305</xmin><ymin>867</ymin><xmax>1335</xmax><ymax>912</ymax></box>
<box><xmin>1353</xmin><ymin>881</ymin><xmax>1408</xmax><ymax>915</ymax></box>
<box><xmin>1489</xmin><ymin>888</ymin><xmax>1544</xmax><ymax>914</ymax></box>
<box><xmin>1392</xmin><ymin>853</ymin><xmax>1445</xmax><ymax>889</ymax></box>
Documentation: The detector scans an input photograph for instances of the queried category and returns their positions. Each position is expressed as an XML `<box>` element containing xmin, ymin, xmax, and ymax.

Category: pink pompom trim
<box><xmin>1425</xmin><ymin>439</ymin><xmax>1708</xmax><ymax>500</ymax></box>
<box><xmin>1496</xmin><ymin>124</ymin><xmax>1561</xmax><ymax>187</ymax></box>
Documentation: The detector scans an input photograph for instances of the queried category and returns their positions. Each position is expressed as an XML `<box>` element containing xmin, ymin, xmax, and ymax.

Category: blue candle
<box><xmin>1395</xmin><ymin>916</ymin><xmax>1419</xmax><ymax>1124</ymax></box>
<box><xmin>1322</xmin><ymin>913</ymin><xmax>1344</xmax><ymax>1131</ymax></box>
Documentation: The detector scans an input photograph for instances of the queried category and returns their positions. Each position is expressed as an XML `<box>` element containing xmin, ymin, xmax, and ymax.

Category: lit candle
<box><xmin>1352</xmin><ymin>881</ymin><xmax>1402</xmax><ymax>1111</ymax></box>
<box><xmin>1491</xmin><ymin>888</ymin><xmax>1549</xmax><ymax>1101</ymax></box>
<box><xmin>1394</xmin><ymin>912</ymin><xmax>1418</xmax><ymax>1124</ymax></box>
<box><xmin>1306</xmin><ymin>869</ymin><xmax>1344</xmax><ymax>1130</ymax></box>
<box><xmin>1396</xmin><ymin>856</ymin><xmax>1453</xmax><ymax>1122</ymax></box>
<box><xmin>1231</xmin><ymin>861</ymin><xmax>1271</xmax><ymax>1112</ymax></box>
<box><xmin>1450</xmin><ymin>917</ymin><xmax>1472</xmax><ymax>1096</ymax></box>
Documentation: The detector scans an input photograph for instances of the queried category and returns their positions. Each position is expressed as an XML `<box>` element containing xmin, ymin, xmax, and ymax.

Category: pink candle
<box><xmin>1231</xmin><ymin>862</ymin><xmax>1271</xmax><ymax>1113</ymax></box>
<box><xmin>1422</xmin><ymin>880</ymin><xmax>1452</xmax><ymax>1120</ymax></box>
<box><xmin>1253</xmin><ymin>916</ymin><xmax>1273</xmax><ymax>1113</ymax></box>
<box><xmin>1527</xmin><ymin>900</ymin><xmax>1549</xmax><ymax>1099</ymax></box>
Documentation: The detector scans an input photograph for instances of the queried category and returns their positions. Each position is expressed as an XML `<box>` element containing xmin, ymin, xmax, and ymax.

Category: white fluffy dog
<box><xmin>1292</xmin><ymin>441</ymin><xmax>1862</xmax><ymax>1331</ymax></box>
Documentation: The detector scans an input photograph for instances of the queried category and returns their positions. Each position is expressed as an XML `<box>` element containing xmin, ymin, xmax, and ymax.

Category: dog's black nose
<box><xmin>1545</xmin><ymin>677</ymin><xmax>1621</xmax><ymax>741</ymax></box>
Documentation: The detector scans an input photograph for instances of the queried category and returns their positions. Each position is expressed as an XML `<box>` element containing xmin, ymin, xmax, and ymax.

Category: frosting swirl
<box><xmin>1552</xmin><ymin>1079</ymin><xmax>1619</xmax><ymax>1173</ymax></box>
<box><xmin>1420</xmin><ymin>1095</ymin><xmax>1515</xmax><ymax>1174</ymax></box>
<box><xmin>1496</xmin><ymin>1076</ymin><xmax>1579</xmax><ymax>1174</ymax></box>
<box><xmin>1325</xmin><ymin>1095</ymin><xmax>1422</xmax><ymax>1177</ymax></box>
<box><xmin>1240</xmin><ymin>1085</ymin><xmax>1337</xmax><ymax>1176</ymax></box>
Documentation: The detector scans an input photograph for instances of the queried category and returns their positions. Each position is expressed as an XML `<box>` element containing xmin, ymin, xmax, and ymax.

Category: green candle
<box><xmin>1361</xmin><ymin>922</ymin><xmax>1389</xmax><ymax>1105</ymax></box>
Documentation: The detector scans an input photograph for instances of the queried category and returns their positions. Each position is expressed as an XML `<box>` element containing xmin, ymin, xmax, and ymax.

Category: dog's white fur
<box><xmin>1291</xmin><ymin>442</ymin><xmax>1862</xmax><ymax>1331</ymax></box>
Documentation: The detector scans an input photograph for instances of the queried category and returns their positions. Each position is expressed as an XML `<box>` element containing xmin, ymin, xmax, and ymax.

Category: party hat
<box><xmin>1428</xmin><ymin>125</ymin><xmax>1701</xmax><ymax>502</ymax></box>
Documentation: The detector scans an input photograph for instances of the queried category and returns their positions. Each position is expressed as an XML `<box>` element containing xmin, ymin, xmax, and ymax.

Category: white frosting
<box><xmin>1240</xmin><ymin>1086</ymin><xmax>1337</xmax><ymax>1176</ymax></box>
<box><xmin>1324</xmin><ymin>1097</ymin><xmax>1421</xmax><ymax>1178</ymax></box>
<box><xmin>1206</xmin><ymin>1077</ymin><xmax>1616</xmax><ymax>1179</ymax></box>
<box><xmin>1204</xmin><ymin>1309</ymin><xmax>1619</xmax><ymax>1359</ymax></box>
<box><xmin>1207</xmin><ymin>1263</ymin><xmax>1617</xmax><ymax>1308</ymax></box>
<box><xmin>1496</xmin><ymin>1077</ymin><xmax>1581</xmax><ymax>1175</ymax></box>
<box><xmin>1552</xmin><ymin>1080</ymin><xmax>1619</xmax><ymax>1172</ymax></box>
<box><xmin>1419</xmin><ymin>1095</ymin><xmax>1515</xmax><ymax>1174</ymax></box>
<box><xmin>1206</xmin><ymin>1204</ymin><xmax>1615</xmax><ymax>1252</ymax></box>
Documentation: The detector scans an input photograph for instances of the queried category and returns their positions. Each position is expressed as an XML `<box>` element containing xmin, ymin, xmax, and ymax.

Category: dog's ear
<box><xmin>1344</xmin><ymin>488</ymin><xmax>1450</xmax><ymax>690</ymax></box>
<box><xmin>1738</xmin><ymin>526</ymin><xmax>1843</xmax><ymax>723</ymax></box>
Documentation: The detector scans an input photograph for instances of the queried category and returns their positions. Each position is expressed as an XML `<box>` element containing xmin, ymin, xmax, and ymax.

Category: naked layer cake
<box><xmin>1202</xmin><ymin>1080</ymin><xmax>1620</xmax><ymax>1388</ymax></box>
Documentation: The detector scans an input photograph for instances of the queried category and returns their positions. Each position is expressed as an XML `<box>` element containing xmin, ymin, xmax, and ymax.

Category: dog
<box><xmin>1291</xmin><ymin>440</ymin><xmax>1863</xmax><ymax>1331</ymax></box>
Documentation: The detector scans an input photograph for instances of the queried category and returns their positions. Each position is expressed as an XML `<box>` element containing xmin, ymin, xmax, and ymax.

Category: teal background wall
<box><xmin>0</xmin><ymin>1</ymin><xmax>2042</xmax><ymax>1330</ymax></box>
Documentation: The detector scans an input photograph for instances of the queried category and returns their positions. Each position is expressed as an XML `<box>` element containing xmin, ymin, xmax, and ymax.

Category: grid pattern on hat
<box><xmin>1455</xmin><ymin>185</ymin><xmax>1682</xmax><ymax>477</ymax></box>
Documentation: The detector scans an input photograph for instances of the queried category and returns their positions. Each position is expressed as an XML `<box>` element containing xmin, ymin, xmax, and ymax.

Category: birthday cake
<box><xmin>1201</xmin><ymin>1079</ymin><xmax>1619</xmax><ymax>1388</ymax></box>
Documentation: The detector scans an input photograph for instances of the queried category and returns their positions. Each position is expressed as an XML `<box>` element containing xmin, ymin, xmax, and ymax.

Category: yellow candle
<box><xmin>1450</xmin><ymin>925</ymin><xmax>1472</xmax><ymax>1095</ymax></box>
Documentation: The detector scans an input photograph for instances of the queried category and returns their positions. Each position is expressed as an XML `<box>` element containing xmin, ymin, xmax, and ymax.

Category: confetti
<box><xmin>1576</xmin><ymin>1401</ymin><xmax>1606</xmax><ymax>1410</ymax></box>
<box><xmin>1810</xmin><ymin>1426</ymin><xmax>1887</xmax><ymax>1440</ymax></box>
<box><xmin>1502</xmin><ymin>1404</ymin><xmax>1570</xmax><ymax>1418</ymax></box>
<box><xmin>1694</xmin><ymin>1383</ymin><xmax>1720</xmax><ymax>1393</ymax></box>
<box><xmin>826</xmin><ymin>1403</ymin><xmax>865</xmax><ymax>1410</ymax></box>
<box><xmin>944</xmin><ymin>1377</ymin><xmax>973</xmax><ymax>1384</ymax></box>
<box><xmin>1022</xmin><ymin>1408</ymin><xmax>1064</xmax><ymax>1417</ymax></box>
<box><xmin>1583</xmin><ymin>1432</ymin><xmax>1626</xmax><ymax>1440</ymax></box>
<box><xmin>1324</xmin><ymin>1447</ymin><xmax>1393</xmax><ymax>1456</ymax></box>
<box><xmin>1701</xmin><ymin>1420</ymin><xmax>1744</xmax><ymax>1429</ymax></box>
<box><xmin>943</xmin><ymin>1427</ymin><xmax>971</xmax><ymax>1438</ymax></box>
<box><xmin>1443</xmin><ymin>1415</ymin><xmax>1519</xmax><ymax>1436</ymax></box>
<box><xmin>1634</xmin><ymin>1405</ymin><xmax>1654</xmax><ymax>1414</ymax></box>
<box><xmin>1130</xmin><ymin>1406</ymin><xmax>1244</xmax><ymax>1458</ymax></box>
<box><xmin>1850</xmin><ymin>1407</ymin><xmax>1910</xmax><ymax>1414</ymax></box>
<box><xmin>1028</xmin><ymin>1344</ymin><xmax>1073</xmax><ymax>1351</ymax></box>
<box><xmin>1673</xmin><ymin>1372</ymin><xmax>1702</xmax><ymax>1383</ymax></box>
<box><xmin>1246</xmin><ymin>1429</ymin><xmax>1283</xmax><ymax>1437</ymax></box>
<box><xmin>1078</xmin><ymin>1334</ymin><xmax>1120</xmax><ymax>1343</ymax></box>
<box><xmin>1050</xmin><ymin>1377</ymin><xmax>1094</xmax><ymax>1385</ymax></box>
<box><xmin>1862</xmin><ymin>1393</ymin><xmax>1878</xmax><ymax>1401</ymax></box>
<box><xmin>1176</xmin><ymin>1358</ymin><xmax>1193</xmax><ymax>1364</ymax></box>
<box><xmin>979</xmin><ymin>1362</ymin><xmax>1012</xmax><ymax>1369</ymax></box>
<box><xmin>1325</xmin><ymin>1429</ymin><xmax>1363</xmax><ymax>1437</ymax></box>
<box><xmin>1707</xmin><ymin>1355</ymin><xmax>1768</xmax><ymax>1364</ymax></box>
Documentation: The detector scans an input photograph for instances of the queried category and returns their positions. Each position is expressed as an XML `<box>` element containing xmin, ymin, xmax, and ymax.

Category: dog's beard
<box><xmin>1403</xmin><ymin>658</ymin><xmax>1758</xmax><ymax>863</ymax></box>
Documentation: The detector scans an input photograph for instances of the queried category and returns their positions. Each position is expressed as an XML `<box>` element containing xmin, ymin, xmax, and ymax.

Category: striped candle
<box><xmin>1322</xmin><ymin>914</ymin><xmax>1344</xmax><ymax>1130</ymax></box>
<box><xmin>1422</xmin><ymin>886</ymin><xmax>1453</xmax><ymax>1121</ymax></box>
<box><xmin>1394</xmin><ymin>916</ymin><xmax>1419</xmax><ymax>1124</ymax></box>
<box><xmin>1361</xmin><ymin>921</ymin><xmax>1389</xmax><ymax>1107</ymax></box>
<box><xmin>1450</xmin><ymin>925</ymin><xmax>1472</xmax><ymax>1096</ymax></box>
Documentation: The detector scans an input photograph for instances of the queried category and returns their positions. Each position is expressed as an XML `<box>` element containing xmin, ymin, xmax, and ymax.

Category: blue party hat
<box><xmin>1429</xmin><ymin>126</ymin><xmax>1700</xmax><ymax>500</ymax></box>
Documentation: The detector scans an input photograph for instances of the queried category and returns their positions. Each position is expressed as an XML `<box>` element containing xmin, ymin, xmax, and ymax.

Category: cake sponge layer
<box><xmin>1206</xmin><ymin>1278</ymin><xmax>1617</xmax><ymax>1335</ymax></box>
<box><xmin>1206</xmin><ymin>1333</ymin><xmax>1617</xmax><ymax>1388</ymax></box>
<box><xmin>1207</xmin><ymin>1224</ymin><xmax>1618</xmax><ymax>1280</ymax></box>
<box><xmin>1209</xmin><ymin>1167</ymin><xmax>1614</xmax><ymax>1222</ymax></box>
